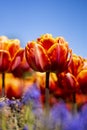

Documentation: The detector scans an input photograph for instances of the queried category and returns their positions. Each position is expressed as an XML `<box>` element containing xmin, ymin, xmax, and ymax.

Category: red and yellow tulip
<box><xmin>0</xmin><ymin>36</ymin><xmax>24</xmax><ymax>73</ymax></box>
<box><xmin>25</xmin><ymin>34</ymin><xmax>72</xmax><ymax>72</ymax></box>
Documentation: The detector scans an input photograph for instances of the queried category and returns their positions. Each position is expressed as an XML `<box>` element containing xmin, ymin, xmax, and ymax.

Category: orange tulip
<box><xmin>0</xmin><ymin>74</ymin><xmax>23</xmax><ymax>99</ymax></box>
<box><xmin>56</xmin><ymin>72</ymin><xmax>79</xmax><ymax>98</ymax></box>
<box><xmin>77</xmin><ymin>69</ymin><xmax>87</xmax><ymax>94</ymax></box>
<box><xmin>35</xmin><ymin>72</ymin><xmax>58</xmax><ymax>94</ymax></box>
<box><xmin>0</xmin><ymin>37</ymin><xmax>24</xmax><ymax>73</ymax></box>
<box><xmin>25</xmin><ymin>34</ymin><xmax>72</xmax><ymax>72</ymax></box>
<box><xmin>82</xmin><ymin>58</ymin><xmax>87</xmax><ymax>70</ymax></box>
<box><xmin>11</xmin><ymin>50</ymin><xmax>31</xmax><ymax>78</ymax></box>
<box><xmin>67</xmin><ymin>54</ymin><xmax>84</xmax><ymax>76</ymax></box>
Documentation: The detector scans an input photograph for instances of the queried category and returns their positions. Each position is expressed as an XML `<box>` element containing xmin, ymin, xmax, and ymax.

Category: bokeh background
<box><xmin>0</xmin><ymin>0</ymin><xmax>87</xmax><ymax>58</ymax></box>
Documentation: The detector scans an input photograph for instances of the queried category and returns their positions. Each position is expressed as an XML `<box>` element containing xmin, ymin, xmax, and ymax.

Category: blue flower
<box><xmin>50</xmin><ymin>101</ymin><xmax>71</xmax><ymax>122</ymax></box>
<box><xmin>80</xmin><ymin>103</ymin><xmax>87</xmax><ymax>130</ymax></box>
<box><xmin>22</xmin><ymin>83</ymin><xmax>42</xmax><ymax>110</ymax></box>
<box><xmin>49</xmin><ymin>101</ymin><xmax>71</xmax><ymax>129</ymax></box>
<box><xmin>0</xmin><ymin>101</ymin><xmax>5</xmax><ymax>108</ymax></box>
<box><xmin>63</xmin><ymin>113</ymin><xmax>83</xmax><ymax>130</ymax></box>
<box><xmin>23</xmin><ymin>125</ymin><xmax>29</xmax><ymax>130</ymax></box>
<box><xmin>5</xmin><ymin>98</ymin><xmax>22</xmax><ymax>109</ymax></box>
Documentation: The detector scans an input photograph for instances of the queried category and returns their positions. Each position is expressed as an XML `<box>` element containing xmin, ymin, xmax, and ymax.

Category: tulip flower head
<box><xmin>25</xmin><ymin>34</ymin><xmax>72</xmax><ymax>73</ymax></box>
<box><xmin>67</xmin><ymin>54</ymin><xmax>84</xmax><ymax>76</ymax></box>
<box><xmin>11</xmin><ymin>50</ymin><xmax>31</xmax><ymax>78</ymax></box>
<box><xmin>77</xmin><ymin>69</ymin><xmax>87</xmax><ymax>94</ymax></box>
<box><xmin>0</xmin><ymin>37</ymin><xmax>24</xmax><ymax>73</ymax></box>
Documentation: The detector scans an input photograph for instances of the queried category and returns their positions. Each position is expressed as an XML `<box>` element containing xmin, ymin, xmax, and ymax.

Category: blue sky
<box><xmin>0</xmin><ymin>0</ymin><xmax>87</xmax><ymax>58</ymax></box>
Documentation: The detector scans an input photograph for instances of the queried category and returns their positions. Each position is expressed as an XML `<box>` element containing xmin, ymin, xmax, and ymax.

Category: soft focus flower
<box><xmin>35</xmin><ymin>72</ymin><xmax>58</xmax><ymax>93</ymax></box>
<box><xmin>22</xmin><ymin>83</ymin><xmax>42</xmax><ymax>110</ymax></box>
<box><xmin>76</xmin><ymin>94</ymin><xmax>87</xmax><ymax>107</ymax></box>
<box><xmin>25</xmin><ymin>34</ymin><xmax>72</xmax><ymax>72</ymax></box>
<box><xmin>82</xmin><ymin>58</ymin><xmax>87</xmax><ymax>70</ymax></box>
<box><xmin>63</xmin><ymin>114</ymin><xmax>83</xmax><ymax>130</ymax></box>
<box><xmin>0</xmin><ymin>36</ymin><xmax>8</xmax><ymax>43</ymax></box>
<box><xmin>0</xmin><ymin>101</ymin><xmax>5</xmax><ymax>108</ymax></box>
<box><xmin>4</xmin><ymin>74</ymin><xmax>23</xmax><ymax>99</ymax></box>
<box><xmin>80</xmin><ymin>104</ymin><xmax>87</xmax><ymax>129</ymax></box>
<box><xmin>77</xmin><ymin>69</ymin><xmax>87</xmax><ymax>94</ymax></box>
<box><xmin>59</xmin><ymin>72</ymin><xmax>79</xmax><ymax>93</ymax></box>
<box><xmin>67</xmin><ymin>53</ymin><xmax>84</xmax><ymax>76</ymax></box>
<box><xmin>50</xmin><ymin>101</ymin><xmax>71</xmax><ymax>129</ymax></box>
<box><xmin>23</xmin><ymin>125</ymin><xmax>29</xmax><ymax>130</ymax></box>
<box><xmin>54</xmin><ymin>72</ymin><xmax>79</xmax><ymax>101</ymax></box>
<box><xmin>11</xmin><ymin>50</ymin><xmax>32</xmax><ymax>78</ymax></box>
<box><xmin>0</xmin><ymin>37</ymin><xmax>24</xmax><ymax>73</ymax></box>
<box><xmin>35</xmin><ymin>72</ymin><xmax>59</xmax><ymax>105</ymax></box>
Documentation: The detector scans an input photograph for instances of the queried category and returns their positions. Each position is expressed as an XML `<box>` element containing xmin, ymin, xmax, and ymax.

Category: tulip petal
<box><xmin>34</xmin><ymin>43</ymin><xmax>51</xmax><ymax>71</ymax></box>
<box><xmin>48</xmin><ymin>43</ymin><xmax>69</xmax><ymax>72</ymax></box>
<box><xmin>25</xmin><ymin>42</ymin><xmax>51</xmax><ymax>72</ymax></box>
<box><xmin>65</xmin><ymin>73</ymin><xmax>79</xmax><ymax>92</ymax></box>
<box><xmin>37</xmin><ymin>34</ymin><xmax>55</xmax><ymax>50</ymax></box>
<box><xmin>77</xmin><ymin>70</ymin><xmax>87</xmax><ymax>94</ymax></box>
<box><xmin>0</xmin><ymin>50</ymin><xmax>11</xmax><ymax>72</ymax></box>
<box><xmin>25</xmin><ymin>42</ymin><xmax>40</xmax><ymax>71</ymax></box>
<box><xmin>3</xmin><ymin>39</ymin><xmax>20</xmax><ymax>58</ymax></box>
<box><xmin>68</xmin><ymin>54</ymin><xmax>84</xmax><ymax>76</ymax></box>
<box><xmin>10</xmin><ymin>48</ymin><xmax>24</xmax><ymax>71</ymax></box>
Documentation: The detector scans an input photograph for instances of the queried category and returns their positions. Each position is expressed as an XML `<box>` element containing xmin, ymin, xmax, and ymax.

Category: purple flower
<box><xmin>22</xmin><ymin>83</ymin><xmax>42</xmax><ymax>110</ymax></box>
<box><xmin>63</xmin><ymin>113</ymin><xmax>83</xmax><ymax>130</ymax></box>
<box><xmin>50</xmin><ymin>101</ymin><xmax>71</xmax><ymax>122</ymax></box>
<box><xmin>23</xmin><ymin>125</ymin><xmax>29</xmax><ymax>130</ymax></box>
<box><xmin>0</xmin><ymin>101</ymin><xmax>5</xmax><ymax>108</ymax></box>
<box><xmin>5</xmin><ymin>98</ymin><xmax>22</xmax><ymax>110</ymax></box>
<box><xmin>80</xmin><ymin>103</ymin><xmax>87</xmax><ymax>129</ymax></box>
<box><xmin>49</xmin><ymin>101</ymin><xmax>71</xmax><ymax>129</ymax></box>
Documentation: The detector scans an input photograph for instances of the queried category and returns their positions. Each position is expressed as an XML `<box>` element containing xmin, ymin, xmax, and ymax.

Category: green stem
<box><xmin>2</xmin><ymin>72</ymin><xmax>5</xmax><ymax>97</ymax></box>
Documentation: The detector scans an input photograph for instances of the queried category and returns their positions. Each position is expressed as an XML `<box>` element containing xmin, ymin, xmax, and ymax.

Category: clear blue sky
<box><xmin>0</xmin><ymin>0</ymin><xmax>87</xmax><ymax>58</ymax></box>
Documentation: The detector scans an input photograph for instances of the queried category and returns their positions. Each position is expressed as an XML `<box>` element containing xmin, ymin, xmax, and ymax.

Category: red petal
<box><xmin>10</xmin><ymin>48</ymin><xmax>24</xmax><ymax>71</ymax></box>
<box><xmin>25</xmin><ymin>42</ymin><xmax>51</xmax><ymax>72</ymax></box>
<box><xmin>3</xmin><ymin>39</ymin><xmax>20</xmax><ymax>58</ymax></box>
<box><xmin>77</xmin><ymin>70</ymin><xmax>87</xmax><ymax>94</ymax></box>
<box><xmin>25</xmin><ymin>43</ymin><xmax>39</xmax><ymax>71</ymax></box>
<box><xmin>48</xmin><ymin>43</ymin><xmax>68</xmax><ymax>72</ymax></box>
<box><xmin>37</xmin><ymin>34</ymin><xmax>55</xmax><ymax>50</ymax></box>
<box><xmin>0</xmin><ymin>50</ymin><xmax>11</xmax><ymax>72</ymax></box>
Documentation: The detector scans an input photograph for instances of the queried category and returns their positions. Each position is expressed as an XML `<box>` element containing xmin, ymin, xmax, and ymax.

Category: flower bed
<box><xmin>0</xmin><ymin>34</ymin><xmax>87</xmax><ymax>130</ymax></box>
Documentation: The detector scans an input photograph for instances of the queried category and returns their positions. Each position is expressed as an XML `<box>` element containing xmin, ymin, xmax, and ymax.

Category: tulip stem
<box><xmin>2</xmin><ymin>72</ymin><xmax>5</xmax><ymax>97</ymax></box>
<box><xmin>72</xmin><ymin>92</ymin><xmax>76</xmax><ymax>104</ymax></box>
<box><xmin>72</xmin><ymin>92</ymin><xmax>77</xmax><ymax>114</ymax></box>
<box><xmin>45</xmin><ymin>72</ymin><xmax>50</xmax><ymax>111</ymax></box>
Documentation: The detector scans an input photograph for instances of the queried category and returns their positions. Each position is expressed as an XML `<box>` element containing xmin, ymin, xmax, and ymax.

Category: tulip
<box><xmin>0</xmin><ymin>36</ymin><xmax>24</xmax><ymax>96</ymax></box>
<box><xmin>57</xmin><ymin>72</ymin><xmax>80</xmax><ymax>113</ymax></box>
<box><xmin>77</xmin><ymin>69</ymin><xmax>87</xmax><ymax>94</ymax></box>
<box><xmin>35</xmin><ymin>72</ymin><xmax>58</xmax><ymax>93</ymax></box>
<box><xmin>67</xmin><ymin>54</ymin><xmax>84</xmax><ymax>76</ymax></box>
<box><xmin>58</xmin><ymin>72</ymin><xmax>79</xmax><ymax>94</ymax></box>
<box><xmin>11</xmin><ymin>50</ymin><xmax>31</xmax><ymax>78</ymax></box>
<box><xmin>0</xmin><ymin>37</ymin><xmax>24</xmax><ymax>72</ymax></box>
<box><xmin>5</xmin><ymin>74</ymin><xmax>23</xmax><ymax>99</ymax></box>
<box><xmin>25</xmin><ymin>33</ymin><xmax>72</xmax><ymax>72</ymax></box>
<box><xmin>25</xmin><ymin>34</ymin><xmax>72</xmax><ymax>114</ymax></box>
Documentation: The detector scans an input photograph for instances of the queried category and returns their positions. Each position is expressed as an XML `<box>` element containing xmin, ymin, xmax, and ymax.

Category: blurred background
<box><xmin>0</xmin><ymin>0</ymin><xmax>87</xmax><ymax>58</ymax></box>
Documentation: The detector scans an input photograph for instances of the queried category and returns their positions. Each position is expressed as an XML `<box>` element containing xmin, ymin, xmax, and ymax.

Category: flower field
<box><xmin>0</xmin><ymin>34</ymin><xmax>87</xmax><ymax>130</ymax></box>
